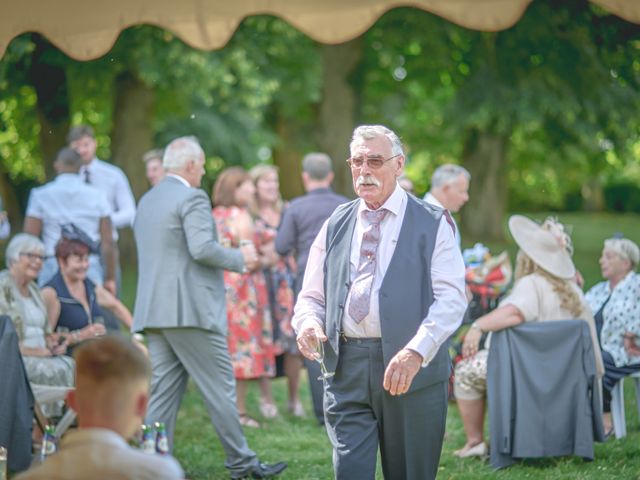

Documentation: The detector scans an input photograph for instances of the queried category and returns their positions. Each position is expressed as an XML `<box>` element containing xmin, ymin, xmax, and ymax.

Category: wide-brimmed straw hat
<box><xmin>508</xmin><ymin>215</ymin><xmax>575</xmax><ymax>279</ymax></box>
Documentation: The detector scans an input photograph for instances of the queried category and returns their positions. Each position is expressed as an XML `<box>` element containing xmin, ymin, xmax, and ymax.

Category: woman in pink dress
<box><xmin>212</xmin><ymin>167</ymin><xmax>276</xmax><ymax>428</ymax></box>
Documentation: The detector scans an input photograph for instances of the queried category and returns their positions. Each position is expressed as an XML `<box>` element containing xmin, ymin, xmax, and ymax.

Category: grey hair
<box><xmin>431</xmin><ymin>164</ymin><xmax>470</xmax><ymax>188</ymax></box>
<box><xmin>302</xmin><ymin>152</ymin><xmax>333</xmax><ymax>180</ymax></box>
<box><xmin>604</xmin><ymin>237</ymin><xmax>640</xmax><ymax>269</ymax></box>
<box><xmin>6</xmin><ymin>233</ymin><xmax>44</xmax><ymax>268</ymax></box>
<box><xmin>163</xmin><ymin>136</ymin><xmax>203</xmax><ymax>170</ymax></box>
<box><xmin>350</xmin><ymin>125</ymin><xmax>404</xmax><ymax>157</ymax></box>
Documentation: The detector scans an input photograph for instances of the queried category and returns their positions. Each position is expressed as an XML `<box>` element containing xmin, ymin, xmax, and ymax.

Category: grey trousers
<box><xmin>325</xmin><ymin>339</ymin><xmax>448</xmax><ymax>480</ymax></box>
<box><xmin>146</xmin><ymin>328</ymin><xmax>258</xmax><ymax>475</ymax></box>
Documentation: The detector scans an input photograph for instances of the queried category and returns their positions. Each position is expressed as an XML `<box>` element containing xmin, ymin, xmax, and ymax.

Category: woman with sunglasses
<box><xmin>0</xmin><ymin>233</ymin><xmax>74</xmax><ymax>416</ymax></box>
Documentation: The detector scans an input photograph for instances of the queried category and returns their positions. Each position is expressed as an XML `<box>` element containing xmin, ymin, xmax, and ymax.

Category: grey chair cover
<box><xmin>0</xmin><ymin>314</ymin><xmax>35</xmax><ymax>473</ymax></box>
<box><xmin>487</xmin><ymin>319</ymin><xmax>604</xmax><ymax>469</ymax></box>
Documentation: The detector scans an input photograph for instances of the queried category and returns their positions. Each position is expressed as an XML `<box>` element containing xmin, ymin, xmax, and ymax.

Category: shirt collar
<box><xmin>424</xmin><ymin>192</ymin><xmax>445</xmax><ymax>209</ymax></box>
<box><xmin>81</xmin><ymin>158</ymin><xmax>98</xmax><ymax>171</ymax></box>
<box><xmin>60</xmin><ymin>428</ymin><xmax>128</xmax><ymax>450</ymax></box>
<box><xmin>308</xmin><ymin>187</ymin><xmax>332</xmax><ymax>195</ymax></box>
<box><xmin>610</xmin><ymin>270</ymin><xmax>637</xmax><ymax>292</ymax></box>
<box><xmin>166</xmin><ymin>173</ymin><xmax>191</xmax><ymax>188</ymax></box>
<box><xmin>357</xmin><ymin>182</ymin><xmax>405</xmax><ymax>218</ymax></box>
<box><xmin>55</xmin><ymin>173</ymin><xmax>83</xmax><ymax>183</ymax></box>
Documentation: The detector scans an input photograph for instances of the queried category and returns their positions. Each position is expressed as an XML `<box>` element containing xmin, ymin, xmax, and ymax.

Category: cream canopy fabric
<box><xmin>1</xmin><ymin>0</ymin><xmax>640</xmax><ymax>60</ymax></box>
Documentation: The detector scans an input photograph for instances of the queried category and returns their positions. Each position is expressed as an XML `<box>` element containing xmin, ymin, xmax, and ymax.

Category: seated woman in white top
<box><xmin>452</xmin><ymin>215</ymin><xmax>603</xmax><ymax>458</ymax></box>
<box><xmin>0</xmin><ymin>233</ymin><xmax>74</xmax><ymax>417</ymax></box>
<box><xmin>585</xmin><ymin>237</ymin><xmax>640</xmax><ymax>434</ymax></box>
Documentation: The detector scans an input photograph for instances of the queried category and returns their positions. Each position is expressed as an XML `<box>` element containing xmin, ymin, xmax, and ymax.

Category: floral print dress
<box><xmin>212</xmin><ymin>206</ymin><xmax>275</xmax><ymax>379</ymax></box>
<box><xmin>254</xmin><ymin>216</ymin><xmax>297</xmax><ymax>355</ymax></box>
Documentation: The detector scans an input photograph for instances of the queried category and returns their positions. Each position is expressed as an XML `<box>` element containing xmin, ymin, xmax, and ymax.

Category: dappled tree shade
<box><xmin>1</xmin><ymin>0</ymin><xmax>640</xmax><ymax>243</ymax></box>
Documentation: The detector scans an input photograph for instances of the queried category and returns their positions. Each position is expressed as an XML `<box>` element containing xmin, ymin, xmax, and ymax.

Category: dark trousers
<box><xmin>602</xmin><ymin>350</ymin><xmax>640</xmax><ymax>412</ymax></box>
<box><xmin>324</xmin><ymin>338</ymin><xmax>447</xmax><ymax>480</ymax></box>
<box><xmin>304</xmin><ymin>357</ymin><xmax>325</xmax><ymax>424</ymax></box>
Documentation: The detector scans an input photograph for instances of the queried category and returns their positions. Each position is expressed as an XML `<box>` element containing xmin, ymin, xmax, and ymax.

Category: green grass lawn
<box><xmin>121</xmin><ymin>212</ymin><xmax>640</xmax><ymax>479</ymax></box>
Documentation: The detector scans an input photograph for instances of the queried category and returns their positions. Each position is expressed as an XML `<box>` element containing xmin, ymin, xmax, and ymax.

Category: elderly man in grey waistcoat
<box><xmin>293</xmin><ymin>125</ymin><xmax>467</xmax><ymax>480</ymax></box>
<box><xmin>133</xmin><ymin>137</ymin><xmax>287</xmax><ymax>479</ymax></box>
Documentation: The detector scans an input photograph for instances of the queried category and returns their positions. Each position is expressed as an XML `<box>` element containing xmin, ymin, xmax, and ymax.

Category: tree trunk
<box><xmin>271</xmin><ymin>106</ymin><xmax>305</xmax><ymax>201</ymax></box>
<box><xmin>460</xmin><ymin>129</ymin><xmax>509</xmax><ymax>241</ymax></box>
<box><xmin>29</xmin><ymin>35</ymin><xmax>70</xmax><ymax>180</ymax></box>
<box><xmin>317</xmin><ymin>38</ymin><xmax>363</xmax><ymax>198</ymax></box>
<box><xmin>581</xmin><ymin>177</ymin><xmax>605</xmax><ymax>212</ymax></box>
<box><xmin>0</xmin><ymin>169</ymin><xmax>23</xmax><ymax>230</ymax></box>
<box><xmin>110</xmin><ymin>70</ymin><xmax>154</xmax><ymax>264</ymax></box>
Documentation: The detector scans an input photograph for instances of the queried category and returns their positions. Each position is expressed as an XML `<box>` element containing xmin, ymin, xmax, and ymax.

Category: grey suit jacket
<box><xmin>487</xmin><ymin>320</ymin><xmax>604</xmax><ymax>469</ymax></box>
<box><xmin>133</xmin><ymin>176</ymin><xmax>245</xmax><ymax>333</ymax></box>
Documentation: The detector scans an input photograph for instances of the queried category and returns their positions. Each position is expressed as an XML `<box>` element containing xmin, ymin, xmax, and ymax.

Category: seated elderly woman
<box><xmin>453</xmin><ymin>215</ymin><xmax>603</xmax><ymax>458</ymax></box>
<box><xmin>0</xmin><ymin>233</ymin><xmax>74</xmax><ymax>416</ymax></box>
<box><xmin>585</xmin><ymin>237</ymin><xmax>640</xmax><ymax>434</ymax></box>
<box><xmin>41</xmin><ymin>236</ymin><xmax>134</xmax><ymax>355</ymax></box>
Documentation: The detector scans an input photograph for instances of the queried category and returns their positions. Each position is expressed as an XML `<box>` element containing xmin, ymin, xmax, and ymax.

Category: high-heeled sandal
<box><xmin>238</xmin><ymin>413</ymin><xmax>261</xmax><ymax>428</ymax></box>
<box><xmin>259</xmin><ymin>401</ymin><xmax>279</xmax><ymax>419</ymax></box>
<box><xmin>288</xmin><ymin>401</ymin><xmax>305</xmax><ymax>418</ymax></box>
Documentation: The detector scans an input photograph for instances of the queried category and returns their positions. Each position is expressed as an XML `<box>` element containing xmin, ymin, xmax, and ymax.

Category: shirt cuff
<box><xmin>295</xmin><ymin>317</ymin><xmax>324</xmax><ymax>336</ymax></box>
<box><xmin>404</xmin><ymin>326</ymin><xmax>438</xmax><ymax>367</ymax></box>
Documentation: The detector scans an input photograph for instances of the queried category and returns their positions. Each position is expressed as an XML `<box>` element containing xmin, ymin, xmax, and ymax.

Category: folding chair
<box><xmin>610</xmin><ymin>371</ymin><xmax>640</xmax><ymax>439</ymax></box>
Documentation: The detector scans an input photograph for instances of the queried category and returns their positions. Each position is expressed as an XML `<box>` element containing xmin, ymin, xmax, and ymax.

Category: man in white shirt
<box><xmin>68</xmin><ymin>125</ymin><xmax>136</xmax><ymax>233</ymax></box>
<box><xmin>15</xmin><ymin>336</ymin><xmax>185</xmax><ymax>480</ymax></box>
<box><xmin>293</xmin><ymin>125</ymin><xmax>467</xmax><ymax>479</ymax></box>
<box><xmin>424</xmin><ymin>163</ymin><xmax>470</xmax><ymax>245</ymax></box>
<box><xmin>24</xmin><ymin>148</ymin><xmax>115</xmax><ymax>290</ymax></box>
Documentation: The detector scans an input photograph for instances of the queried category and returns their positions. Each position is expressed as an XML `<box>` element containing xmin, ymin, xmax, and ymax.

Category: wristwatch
<box><xmin>470</xmin><ymin>322</ymin><xmax>483</xmax><ymax>333</ymax></box>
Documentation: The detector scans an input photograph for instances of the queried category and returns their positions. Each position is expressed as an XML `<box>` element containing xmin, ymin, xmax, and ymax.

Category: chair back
<box><xmin>0</xmin><ymin>314</ymin><xmax>36</xmax><ymax>473</ymax></box>
<box><xmin>487</xmin><ymin>319</ymin><xmax>604</xmax><ymax>469</ymax></box>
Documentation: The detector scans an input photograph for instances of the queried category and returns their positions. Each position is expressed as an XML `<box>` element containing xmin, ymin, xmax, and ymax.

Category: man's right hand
<box><xmin>240</xmin><ymin>242</ymin><xmax>259</xmax><ymax>272</ymax></box>
<box><xmin>296</xmin><ymin>325</ymin><xmax>327</xmax><ymax>361</ymax></box>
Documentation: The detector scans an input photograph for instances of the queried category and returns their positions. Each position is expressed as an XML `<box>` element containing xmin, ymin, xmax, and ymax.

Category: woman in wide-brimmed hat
<box><xmin>452</xmin><ymin>215</ymin><xmax>603</xmax><ymax>458</ymax></box>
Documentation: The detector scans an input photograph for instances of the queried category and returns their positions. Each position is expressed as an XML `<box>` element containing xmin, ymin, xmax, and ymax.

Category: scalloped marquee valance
<box><xmin>1</xmin><ymin>0</ymin><xmax>639</xmax><ymax>60</ymax></box>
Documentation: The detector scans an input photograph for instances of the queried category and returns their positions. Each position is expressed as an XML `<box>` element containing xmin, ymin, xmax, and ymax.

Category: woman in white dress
<box><xmin>0</xmin><ymin>234</ymin><xmax>74</xmax><ymax>416</ymax></box>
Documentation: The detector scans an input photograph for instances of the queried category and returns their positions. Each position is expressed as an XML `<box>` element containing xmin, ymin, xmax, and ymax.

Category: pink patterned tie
<box><xmin>348</xmin><ymin>208</ymin><xmax>388</xmax><ymax>323</ymax></box>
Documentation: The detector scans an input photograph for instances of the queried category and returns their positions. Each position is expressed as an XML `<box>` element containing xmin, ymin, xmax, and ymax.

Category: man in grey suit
<box><xmin>293</xmin><ymin>125</ymin><xmax>467</xmax><ymax>479</ymax></box>
<box><xmin>275</xmin><ymin>152</ymin><xmax>348</xmax><ymax>424</ymax></box>
<box><xmin>133</xmin><ymin>137</ymin><xmax>287</xmax><ymax>479</ymax></box>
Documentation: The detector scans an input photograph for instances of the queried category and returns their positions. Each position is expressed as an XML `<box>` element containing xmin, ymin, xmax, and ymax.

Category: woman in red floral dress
<box><xmin>212</xmin><ymin>167</ymin><xmax>276</xmax><ymax>428</ymax></box>
<box><xmin>250</xmin><ymin>165</ymin><xmax>302</xmax><ymax>417</ymax></box>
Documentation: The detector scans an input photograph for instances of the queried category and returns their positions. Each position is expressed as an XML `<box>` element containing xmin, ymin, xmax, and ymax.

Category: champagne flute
<box><xmin>56</xmin><ymin>326</ymin><xmax>70</xmax><ymax>345</ymax></box>
<box><xmin>92</xmin><ymin>316</ymin><xmax>106</xmax><ymax>336</ymax></box>
<box><xmin>314</xmin><ymin>340</ymin><xmax>335</xmax><ymax>381</ymax></box>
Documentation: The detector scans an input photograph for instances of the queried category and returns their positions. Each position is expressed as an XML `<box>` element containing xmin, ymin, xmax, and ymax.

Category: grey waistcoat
<box><xmin>323</xmin><ymin>194</ymin><xmax>451</xmax><ymax>391</ymax></box>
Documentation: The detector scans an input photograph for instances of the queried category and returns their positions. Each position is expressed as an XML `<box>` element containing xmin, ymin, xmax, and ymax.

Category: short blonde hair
<box><xmin>604</xmin><ymin>237</ymin><xmax>639</xmax><ymax>269</ymax></box>
<box><xmin>249</xmin><ymin>164</ymin><xmax>283</xmax><ymax>215</ymax></box>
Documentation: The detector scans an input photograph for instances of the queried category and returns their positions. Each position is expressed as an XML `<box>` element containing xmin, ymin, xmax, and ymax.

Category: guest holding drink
<box><xmin>212</xmin><ymin>167</ymin><xmax>276</xmax><ymax>427</ymax></box>
<box><xmin>0</xmin><ymin>233</ymin><xmax>74</xmax><ymax>416</ymax></box>
<box><xmin>41</xmin><ymin>236</ymin><xmax>134</xmax><ymax>355</ymax></box>
<box><xmin>249</xmin><ymin>165</ymin><xmax>302</xmax><ymax>417</ymax></box>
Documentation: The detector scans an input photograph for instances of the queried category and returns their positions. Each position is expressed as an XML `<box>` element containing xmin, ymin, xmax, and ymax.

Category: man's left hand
<box><xmin>383</xmin><ymin>348</ymin><xmax>422</xmax><ymax>396</ymax></box>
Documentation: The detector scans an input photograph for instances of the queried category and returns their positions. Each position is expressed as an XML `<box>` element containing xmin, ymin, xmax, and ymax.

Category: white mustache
<box><xmin>356</xmin><ymin>175</ymin><xmax>381</xmax><ymax>188</ymax></box>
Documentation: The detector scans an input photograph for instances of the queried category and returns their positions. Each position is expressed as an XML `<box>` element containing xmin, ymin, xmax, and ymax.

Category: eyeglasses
<box><xmin>346</xmin><ymin>154</ymin><xmax>401</xmax><ymax>170</ymax></box>
<box><xmin>20</xmin><ymin>252</ymin><xmax>45</xmax><ymax>262</ymax></box>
